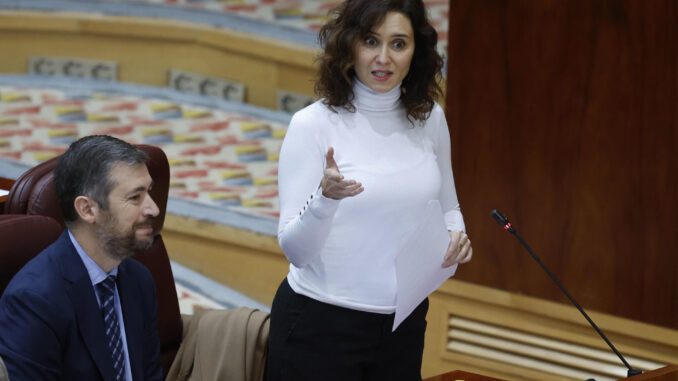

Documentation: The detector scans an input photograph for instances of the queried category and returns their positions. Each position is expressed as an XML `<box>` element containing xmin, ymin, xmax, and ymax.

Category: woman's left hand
<box><xmin>442</xmin><ymin>230</ymin><xmax>472</xmax><ymax>268</ymax></box>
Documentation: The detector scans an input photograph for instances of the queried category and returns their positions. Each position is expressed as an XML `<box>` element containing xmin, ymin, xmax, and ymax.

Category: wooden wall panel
<box><xmin>0</xmin><ymin>11</ymin><xmax>317</xmax><ymax>110</ymax></box>
<box><xmin>446</xmin><ymin>0</ymin><xmax>677</xmax><ymax>329</ymax></box>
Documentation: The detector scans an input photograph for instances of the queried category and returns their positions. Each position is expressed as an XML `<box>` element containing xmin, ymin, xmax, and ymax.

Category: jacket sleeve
<box><xmin>142</xmin><ymin>272</ymin><xmax>164</xmax><ymax>381</ymax></box>
<box><xmin>0</xmin><ymin>289</ymin><xmax>64</xmax><ymax>381</ymax></box>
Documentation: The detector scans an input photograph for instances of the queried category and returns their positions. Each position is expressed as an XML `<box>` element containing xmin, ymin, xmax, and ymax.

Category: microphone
<box><xmin>490</xmin><ymin>209</ymin><xmax>642</xmax><ymax>378</ymax></box>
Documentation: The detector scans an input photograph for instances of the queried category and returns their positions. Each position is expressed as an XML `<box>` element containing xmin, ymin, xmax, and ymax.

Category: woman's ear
<box><xmin>73</xmin><ymin>196</ymin><xmax>98</xmax><ymax>224</ymax></box>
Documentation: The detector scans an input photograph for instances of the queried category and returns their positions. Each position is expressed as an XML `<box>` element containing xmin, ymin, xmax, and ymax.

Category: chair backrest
<box><xmin>4</xmin><ymin>144</ymin><xmax>182</xmax><ymax>378</ymax></box>
<box><xmin>0</xmin><ymin>214</ymin><xmax>63</xmax><ymax>297</ymax></box>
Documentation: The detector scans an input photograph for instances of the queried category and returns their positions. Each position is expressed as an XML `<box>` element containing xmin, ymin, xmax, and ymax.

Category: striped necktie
<box><xmin>97</xmin><ymin>275</ymin><xmax>126</xmax><ymax>381</ymax></box>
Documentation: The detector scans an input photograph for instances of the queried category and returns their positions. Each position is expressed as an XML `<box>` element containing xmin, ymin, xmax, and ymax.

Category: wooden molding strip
<box><xmin>164</xmin><ymin>213</ymin><xmax>282</xmax><ymax>255</ymax></box>
<box><xmin>0</xmin><ymin>10</ymin><xmax>318</xmax><ymax>69</ymax></box>
<box><xmin>0</xmin><ymin>10</ymin><xmax>319</xmax><ymax>109</ymax></box>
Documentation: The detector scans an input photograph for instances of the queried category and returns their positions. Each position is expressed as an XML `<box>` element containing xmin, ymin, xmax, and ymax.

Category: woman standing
<box><xmin>267</xmin><ymin>0</ymin><xmax>472</xmax><ymax>380</ymax></box>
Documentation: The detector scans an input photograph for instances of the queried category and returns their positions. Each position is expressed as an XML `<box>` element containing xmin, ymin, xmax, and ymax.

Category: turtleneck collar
<box><xmin>353</xmin><ymin>79</ymin><xmax>402</xmax><ymax>112</ymax></box>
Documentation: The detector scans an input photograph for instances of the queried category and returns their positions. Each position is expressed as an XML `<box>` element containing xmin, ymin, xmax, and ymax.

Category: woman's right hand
<box><xmin>320</xmin><ymin>147</ymin><xmax>364</xmax><ymax>200</ymax></box>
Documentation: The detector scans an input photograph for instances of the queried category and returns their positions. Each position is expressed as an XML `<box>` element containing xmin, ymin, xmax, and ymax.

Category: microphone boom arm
<box><xmin>491</xmin><ymin>210</ymin><xmax>642</xmax><ymax>378</ymax></box>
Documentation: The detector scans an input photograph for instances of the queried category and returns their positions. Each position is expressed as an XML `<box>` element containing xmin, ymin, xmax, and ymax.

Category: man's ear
<box><xmin>73</xmin><ymin>196</ymin><xmax>98</xmax><ymax>224</ymax></box>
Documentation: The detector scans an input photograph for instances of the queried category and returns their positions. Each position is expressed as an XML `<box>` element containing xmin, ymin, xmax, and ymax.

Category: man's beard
<box><xmin>95</xmin><ymin>211</ymin><xmax>156</xmax><ymax>262</ymax></box>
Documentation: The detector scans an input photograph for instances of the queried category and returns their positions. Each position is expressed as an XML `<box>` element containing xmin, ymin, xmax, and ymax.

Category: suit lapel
<box><xmin>117</xmin><ymin>261</ymin><xmax>144</xmax><ymax>381</ymax></box>
<box><xmin>57</xmin><ymin>232</ymin><xmax>115</xmax><ymax>381</ymax></box>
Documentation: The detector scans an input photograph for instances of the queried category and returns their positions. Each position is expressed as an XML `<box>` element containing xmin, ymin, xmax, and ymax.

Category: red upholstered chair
<box><xmin>3</xmin><ymin>145</ymin><xmax>183</xmax><ymax>378</ymax></box>
<box><xmin>0</xmin><ymin>214</ymin><xmax>63</xmax><ymax>297</ymax></box>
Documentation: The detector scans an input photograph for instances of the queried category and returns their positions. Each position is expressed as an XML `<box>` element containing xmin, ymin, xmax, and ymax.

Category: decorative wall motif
<box><xmin>120</xmin><ymin>0</ymin><xmax>450</xmax><ymax>54</ymax></box>
<box><xmin>0</xmin><ymin>86</ymin><xmax>286</xmax><ymax>219</ymax></box>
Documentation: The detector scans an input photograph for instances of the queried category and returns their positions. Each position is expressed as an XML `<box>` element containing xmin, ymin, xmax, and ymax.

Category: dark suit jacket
<box><xmin>0</xmin><ymin>231</ymin><xmax>163</xmax><ymax>381</ymax></box>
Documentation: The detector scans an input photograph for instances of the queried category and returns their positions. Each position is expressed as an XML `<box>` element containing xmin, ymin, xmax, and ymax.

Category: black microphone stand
<box><xmin>490</xmin><ymin>210</ymin><xmax>643</xmax><ymax>378</ymax></box>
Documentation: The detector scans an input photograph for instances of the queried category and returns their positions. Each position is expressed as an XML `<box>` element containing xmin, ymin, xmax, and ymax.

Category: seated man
<box><xmin>0</xmin><ymin>135</ymin><xmax>163</xmax><ymax>381</ymax></box>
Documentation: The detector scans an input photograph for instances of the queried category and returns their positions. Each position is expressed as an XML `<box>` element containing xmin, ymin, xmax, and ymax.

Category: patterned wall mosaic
<box><xmin>0</xmin><ymin>86</ymin><xmax>286</xmax><ymax>219</ymax></box>
<box><xmin>121</xmin><ymin>0</ymin><xmax>450</xmax><ymax>54</ymax></box>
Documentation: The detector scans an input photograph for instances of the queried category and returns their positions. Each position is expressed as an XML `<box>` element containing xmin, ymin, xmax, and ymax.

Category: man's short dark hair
<box><xmin>54</xmin><ymin>135</ymin><xmax>149</xmax><ymax>224</ymax></box>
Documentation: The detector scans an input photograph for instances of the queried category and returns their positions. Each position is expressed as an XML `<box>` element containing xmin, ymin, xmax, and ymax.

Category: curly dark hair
<box><xmin>315</xmin><ymin>0</ymin><xmax>443</xmax><ymax>122</ymax></box>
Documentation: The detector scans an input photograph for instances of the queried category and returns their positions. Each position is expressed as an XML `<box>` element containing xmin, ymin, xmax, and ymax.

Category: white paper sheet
<box><xmin>393</xmin><ymin>200</ymin><xmax>457</xmax><ymax>331</ymax></box>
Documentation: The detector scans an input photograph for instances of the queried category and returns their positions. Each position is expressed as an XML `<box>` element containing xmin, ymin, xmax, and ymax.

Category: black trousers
<box><xmin>266</xmin><ymin>278</ymin><xmax>428</xmax><ymax>381</ymax></box>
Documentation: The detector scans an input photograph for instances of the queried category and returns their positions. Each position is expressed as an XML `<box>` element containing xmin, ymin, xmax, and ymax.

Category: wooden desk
<box><xmin>626</xmin><ymin>365</ymin><xmax>678</xmax><ymax>380</ymax></box>
<box><xmin>423</xmin><ymin>370</ymin><xmax>505</xmax><ymax>381</ymax></box>
<box><xmin>0</xmin><ymin>177</ymin><xmax>15</xmax><ymax>212</ymax></box>
<box><xmin>423</xmin><ymin>366</ymin><xmax>678</xmax><ymax>381</ymax></box>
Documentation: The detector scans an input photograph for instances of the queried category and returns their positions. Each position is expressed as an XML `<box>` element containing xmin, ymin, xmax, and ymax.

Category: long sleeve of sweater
<box><xmin>276</xmin><ymin>106</ymin><xmax>338</xmax><ymax>267</ymax></box>
<box><xmin>433</xmin><ymin>105</ymin><xmax>466</xmax><ymax>232</ymax></box>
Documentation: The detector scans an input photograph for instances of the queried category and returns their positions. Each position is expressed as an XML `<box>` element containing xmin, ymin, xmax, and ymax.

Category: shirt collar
<box><xmin>353</xmin><ymin>78</ymin><xmax>402</xmax><ymax>112</ymax></box>
<box><xmin>68</xmin><ymin>229</ymin><xmax>118</xmax><ymax>286</ymax></box>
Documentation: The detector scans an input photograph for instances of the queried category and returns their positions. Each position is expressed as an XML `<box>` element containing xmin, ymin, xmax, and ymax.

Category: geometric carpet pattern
<box><xmin>172</xmin><ymin>261</ymin><xmax>270</xmax><ymax>314</ymax></box>
<box><xmin>122</xmin><ymin>0</ymin><xmax>450</xmax><ymax>53</ymax></box>
<box><xmin>0</xmin><ymin>85</ymin><xmax>287</xmax><ymax>219</ymax></box>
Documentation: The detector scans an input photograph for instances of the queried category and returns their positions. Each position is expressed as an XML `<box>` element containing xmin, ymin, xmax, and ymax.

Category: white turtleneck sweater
<box><xmin>277</xmin><ymin>80</ymin><xmax>465</xmax><ymax>314</ymax></box>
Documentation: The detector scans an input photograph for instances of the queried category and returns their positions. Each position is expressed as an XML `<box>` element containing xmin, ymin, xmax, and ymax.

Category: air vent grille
<box><xmin>447</xmin><ymin>316</ymin><xmax>664</xmax><ymax>381</ymax></box>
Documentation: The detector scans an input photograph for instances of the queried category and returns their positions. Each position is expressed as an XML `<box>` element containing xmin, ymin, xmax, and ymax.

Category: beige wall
<box><xmin>0</xmin><ymin>10</ymin><xmax>318</xmax><ymax>110</ymax></box>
